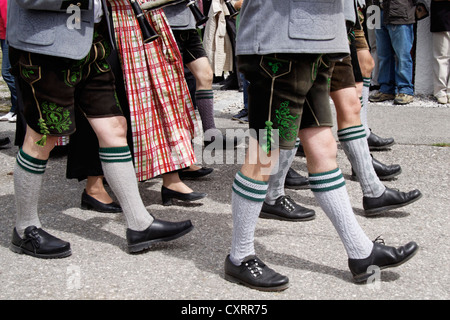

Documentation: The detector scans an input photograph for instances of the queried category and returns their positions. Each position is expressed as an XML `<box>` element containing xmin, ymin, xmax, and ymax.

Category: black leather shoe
<box><xmin>367</xmin><ymin>130</ymin><xmax>395</xmax><ymax>151</ymax></box>
<box><xmin>127</xmin><ymin>219</ymin><xmax>194</xmax><ymax>253</ymax></box>
<box><xmin>161</xmin><ymin>185</ymin><xmax>207</xmax><ymax>206</ymax></box>
<box><xmin>81</xmin><ymin>189</ymin><xmax>122</xmax><ymax>213</ymax></box>
<box><xmin>260</xmin><ymin>195</ymin><xmax>315</xmax><ymax>221</ymax></box>
<box><xmin>284</xmin><ymin>167</ymin><xmax>310</xmax><ymax>189</ymax></box>
<box><xmin>204</xmin><ymin>134</ymin><xmax>239</xmax><ymax>150</ymax></box>
<box><xmin>348</xmin><ymin>239</ymin><xmax>419</xmax><ymax>283</ymax></box>
<box><xmin>363</xmin><ymin>187</ymin><xmax>422</xmax><ymax>215</ymax></box>
<box><xmin>224</xmin><ymin>255</ymin><xmax>289</xmax><ymax>291</ymax></box>
<box><xmin>178</xmin><ymin>167</ymin><xmax>214</xmax><ymax>179</ymax></box>
<box><xmin>295</xmin><ymin>143</ymin><xmax>305</xmax><ymax>157</ymax></box>
<box><xmin>10</xmin><ymin>226</ymin><xmax>72</xmax><ymax>259</ymax></box>
<box><xmin>0</xmin><ymin>136</ymin><xmax>10</xmax><ymax>148</ymax></box>
<box><xmin>351</xmin><ymin>155</ymin><xmax>402</xmax><ymax>181</ymax></box>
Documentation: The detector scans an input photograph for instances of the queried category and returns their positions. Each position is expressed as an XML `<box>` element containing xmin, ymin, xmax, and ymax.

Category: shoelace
<box><xmin>374</xmin><ymin>235</ymin><xmax>385</xmax><ymax>245</ymax></box>
<box><xmin>22</xmin><ymin>228</ymin><xmax>41</xmax><ymax>250</ymax></box>
<box><xmin>244</xmin><ymin>259</ymin><xmax>263</xmax><ymax>278</ymax></box>
<box><xmin>280</xmin><ymin>195</ymin><xmax>296</xmax><ymax>212</ymax></box>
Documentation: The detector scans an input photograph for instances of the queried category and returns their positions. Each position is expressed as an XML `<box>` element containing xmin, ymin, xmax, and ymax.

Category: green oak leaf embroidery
<box><xmin>275</xmin><ymin>101</ymin><xmax>298</xmax><ymax>142</ymax></box>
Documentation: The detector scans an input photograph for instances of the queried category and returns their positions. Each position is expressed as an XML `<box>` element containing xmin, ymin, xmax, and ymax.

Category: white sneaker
<box><xmin>0</xmin><ymin>112</ymin><xmax>15</xmax><ymax>121</ymax></box>
<box><xmin>8</xmin><ymin>114</ymin><xmax>17</xmax><ymax>123</ymax></box>
<box><xmin>436</xmin><ymin>96</ymin><xmax>448</xmax><ymax>104</ymax></box>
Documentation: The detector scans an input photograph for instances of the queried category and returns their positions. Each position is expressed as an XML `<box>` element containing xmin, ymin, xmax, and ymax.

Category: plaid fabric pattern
<box><xmin>109</xmin><ymin>2</ymin><xmax>200</xmax><ymax>181</ymax></box>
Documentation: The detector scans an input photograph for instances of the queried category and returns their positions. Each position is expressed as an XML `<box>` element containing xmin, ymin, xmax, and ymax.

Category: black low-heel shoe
<box><xmin>126</xmin><ymin>219</ymin><xmax>194</xmax><ymax>253</ymax></box>
<box><xmin>348</xmin><ymin>240</ymin><xmax>419</xmax><ymax>283</ymax></box>
<box><xmin>161</xmin><ymin>186</ymin><xmax>207</xmax><ymax>206</ymax></box>
<box><xmin>81</xmin><ymin>189</ymin><xmax>122</xmax><ymax>213</ymax></box>
<box><xmin>10</xmin><ymin>226</ymin><xmax>72</xmax><ymax>259</ymax></box>
<box><xmin>178</xmin><ymin>167</ymin><xmax>214</xmax><ymax>179</ymax></box>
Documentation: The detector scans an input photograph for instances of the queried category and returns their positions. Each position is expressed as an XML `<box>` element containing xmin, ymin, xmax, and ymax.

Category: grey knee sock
<box><xmin>14</xmin><ymin>149</ymin><xmax>46</xmax><ymax>235</ymax></box>
<box><xmin>195</xmin><ymin>89</ymin><xmax>216</xmax><ymax>132</ymax></box>
<box><xmin>230</xmin><ymin>171</ymin><xmax>268</xmax><ymax>266</ymax></box>
<box><xmin>265</xmin><ymin>142</ymin><xmax>298</xmax><ymax>205</ymax></box>
<box><xmin>360</xmin><ymin>78</ymin><xmax>371</xmax><ymax>137</ymax></box>
<box><xmin>338</xmin><ymin>125</ymin><xmax>385</xmax><ymax>198</ymax></box>
<box><xmin>99</xmin><ymin>146</ymin><xmax>153</xmax><ymax>231</ymax></box>
<box><xmin>309</xmin><ymin>168</ymin><xmax>373</xmax><ymax>259</ymax></box>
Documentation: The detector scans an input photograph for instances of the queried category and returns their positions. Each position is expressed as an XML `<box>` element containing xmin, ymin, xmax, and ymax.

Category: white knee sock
<box><xmin>14</xmin><ymin>149</ymin><xmax>46</xmax><ymax>235</ymax></box>
<box><xmin>338</xmin><ymin>125</ymin><xmax>385</xmax><ymax>198</ymax></box>
<box><xmin>265</xmin><ymin>141</ymin><xmax>299</xmax><ymax>205</ymax></box>
<box><xmin>309</xmin><ymin>168</ymin><xmax>373</xmax><ymax>259</ymax></box>
<box><xmin>360</xmin><ymin>78</ymin><xmax>371</xmax><ymax>137</ymax></box>
<box><xmin>99</xmin><ymin>146</ymin><xmax>154</xmax><ymax>231</ymax></box>
<box><xmin>230</xmin><ymin>171</ymin><xmax>268</xmax><ymax>265</ymax></box>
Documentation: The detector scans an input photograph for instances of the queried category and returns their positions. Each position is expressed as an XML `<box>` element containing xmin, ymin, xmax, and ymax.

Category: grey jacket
<box><xmin>7</xmin><ymin>0</ymin><xmax>110</xmax><ymax>60</ymax></box>
<box><xmin>236</xmin><ymin>0</ymin><xmax>350</xmax><ymax>56</ymax></box>
<box><xmin>164</xmin><ymin>2</ymin><xmax>197</xmax><ymax>30</ymax></box>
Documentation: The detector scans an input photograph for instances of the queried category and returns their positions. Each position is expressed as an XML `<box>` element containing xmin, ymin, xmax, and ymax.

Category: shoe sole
<box><xmin>284</xmin><ymin>183</ymin><xmax>311</xmax><ymax>190</ymax></box>
<box><xmin>351</xmin><ymin>168</ymin><xmax>402</xmax><ymax>182</ymax></box>
<box><xmin>127</xmin><ymin>225</ymin><xmax>194</xmax><ymax>253</ymax></box>
<box><xmin>9</xmin><ymin>244</ymin><xmax>72</xmax><ymax>259</ymax></box>
<box><xmin>368</xmin><ymin>142</ymin><xmax>395</xmax><ymax>151</ymax></box>
<box><xmin>352</xmin><ymin>246</ymin><xmax>419</xmax><ymax>283</ymax></box>
<box><xmin>162</xmin><ymin>194</ymin><xmax>207</xmax><ymax>206</ymax></box>
<box><xmin>224</xmin><ymin>272</ymin><xmax>289</xmax><ymax>292</ymax></box>
<box><xmin>259</xmin><ymin>211</ymin><xmax>316</xmax><ymax>222</ymax></box>
<box><xmin>364</xmin><ymin>193</ymin><xmax>423</xmax><ymax>216</ymax></box>
<box><xmin>81</xmin><ymin>202</ymin><xmax>122</xmax><ymax>213</ymax></box>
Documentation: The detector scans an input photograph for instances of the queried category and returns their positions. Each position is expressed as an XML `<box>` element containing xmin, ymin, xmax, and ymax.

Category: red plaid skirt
<box><xmin>109</xmin><ymin>1</ymin><xmax>199</xmax><ymax>181</ymax></box>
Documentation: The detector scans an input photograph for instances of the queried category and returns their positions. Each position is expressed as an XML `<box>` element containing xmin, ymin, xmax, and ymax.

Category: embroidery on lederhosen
<box><xmin>40</xmin><ymin>101</ymin><xmax>72</xmax><ymax>135</ymax></box>
<box><xmin>259</xmin><ymin>56</ymin><xmax>295</xmax><ymax>153</ymax></box>
<box><xmin>274</xmin><ymin>101</ymin><xmax>299</xmax><ymax>142</ymax></box>
<box><xmin>19</xmin><ymin>55</ymin><xmax>50</xmax><ymax>146</ymax></box>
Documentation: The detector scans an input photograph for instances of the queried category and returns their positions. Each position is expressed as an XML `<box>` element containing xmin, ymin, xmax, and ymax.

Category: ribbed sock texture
<box><xmin>14</xmin><ymin>149</ymin><xmax>47</xmax><ymax>235</ymax></box>
<box><xmin>195</xmin><ymin>89</ymin><xmax>217</xmax><ymax>132</ymax></box>
<box><xmin>361</xmin><ymin>78</ymin><xmax>371</xmax><ymax>137</ymax></box>
<box><xmin>230</xmin><ymin>171</ymin><xmax>268</xmax><ymax>265</ymax></box>
<box><xmin>338</xmin><ymin>125</ymin><xmax>385</xmax><ymax>198</ymax></box>
<box><xmin>265</xmin><ymin>141</ymin><xmax>299</xmax><ymax>205</ymax></box>
<box><xmin>99</xmin><ymin>146</ymin><xmax>153</xmax><ymax>231</ymax></box>
<box><xmin>309</xmin><ymin>168</ymin><xmax>373</xmax><ymax>259</ymax></box>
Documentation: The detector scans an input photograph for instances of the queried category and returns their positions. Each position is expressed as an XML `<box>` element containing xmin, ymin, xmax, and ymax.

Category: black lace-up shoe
<box><xmin>126</xmin><ymin>219</ymin><xmax>194</xmax><ymax>253</ymax></box>
<box><xmin>363</xmin><ymin>187</ymin><xmax>422</xmax><ymax>215</ymax></box>
<box><xmin>284</xmin><ymin>167</ymin><xmax>310</xmax><ymax>189</ymax></box>
<box><xmin>224</xmin><ymin>255</ymin><xmax>289</xmax><ymax>291</ymax></box>
<box><xmin>367</xmin><ymin>130</ymin><xmax>395</xmax><ymax>151</ymax></box>
<box><xmin>348</xmin><ymin>238</ymin><xmax>419</xmax><ymax>283</ymax></box>
<box><xmin>260</xmin><ymin>195</ymin><xmax>315</xmax><ymax>221</ymax></box>
<box><xmin>10</xmin><ymin>226</ymin><xmax>72</xmax><ymax>259</ymax></box>
<box><xmin>351</xmin><ymin>156</ymin><xmax>402</xmax><ymax>181</ymax></box>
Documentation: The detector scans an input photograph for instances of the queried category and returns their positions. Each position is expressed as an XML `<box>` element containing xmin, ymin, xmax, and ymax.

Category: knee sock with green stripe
<box><xmin>309</xmin><ymin>168</ymin><xmax>373</xmax><ymax>259</ymax></box>
<box><xmin>99</xmin><ymin>146</ymin><xmax>153</xmax><ymax>231</ymax></box>
<box><xmin>338</xmin><ymin>125</ymin><xmax>385</xmax><ymax>198</ymax></box>
<box><xmin>14</xmin><ymin>149</ymin><xmax>47</xmax><ymax>235</ymax></box>
<box><xmin>265</xmin><ymin>141</ymin><xmax>299</xmax><ymax>205</ymax></box>
<box><xmin>229</xmin><ymin>171</ymin><xmax>268</xmax><ymax>266</ymax></box>
<box><xmin>360</xmin><ymin>77</ymin><xmax>371</xmax><ymax>137</ymax></box>
<box><xmin>195</xmin><ymin>89</ymin><xmax>218</xmax><ymax>133</ymax></box>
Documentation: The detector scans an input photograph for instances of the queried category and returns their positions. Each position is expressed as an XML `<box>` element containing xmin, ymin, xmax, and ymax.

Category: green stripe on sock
<box><xmin>309</xmin><ymin>168</ymin><xmax>346</xmax><ymax>192</ymax></box>
<box><xmin>16</xmin><ymin>149</ymin><xmax>47</xmax><ymax>174</ymax></box>
<box><xmin>195</xmin><ymin>90</ymin><xmax>214</xmax><ymax>100</ymax></box>
<box><xmin>232</xmin><ymin>171</ymin><xmax>268</xmax><ymax>202</ymax></box>
<box><xmin>99</xmin><ymin>146</ymin><xmax>132</xmax><ymax>163</ymax></box>
<box><xmin>337</xmin><ymin>125</ymin><xmax>366</xmax><ymax>142</ymax></box>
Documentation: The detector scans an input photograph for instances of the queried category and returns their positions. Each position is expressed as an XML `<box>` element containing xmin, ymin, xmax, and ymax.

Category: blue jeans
<box><xmin>375</xmin><ymin>11</ymin><xmax>414</xmax><ymax>96</ymax></box>
<box><xmin>1</xmin><ymin>39</ymin><xmax>18</xmax><ymax>113</ymax></box>
<box><xmin>240</xmin><ymin>72</ymin><xmax>249</xmax><ymax>110</ymax></box>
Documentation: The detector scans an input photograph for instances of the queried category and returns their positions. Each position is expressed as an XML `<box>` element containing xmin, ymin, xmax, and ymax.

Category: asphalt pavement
<box><xmin>0</xmin><ymin>89</ymin><xmax>449</xmax><ymax>304</ymax></box>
